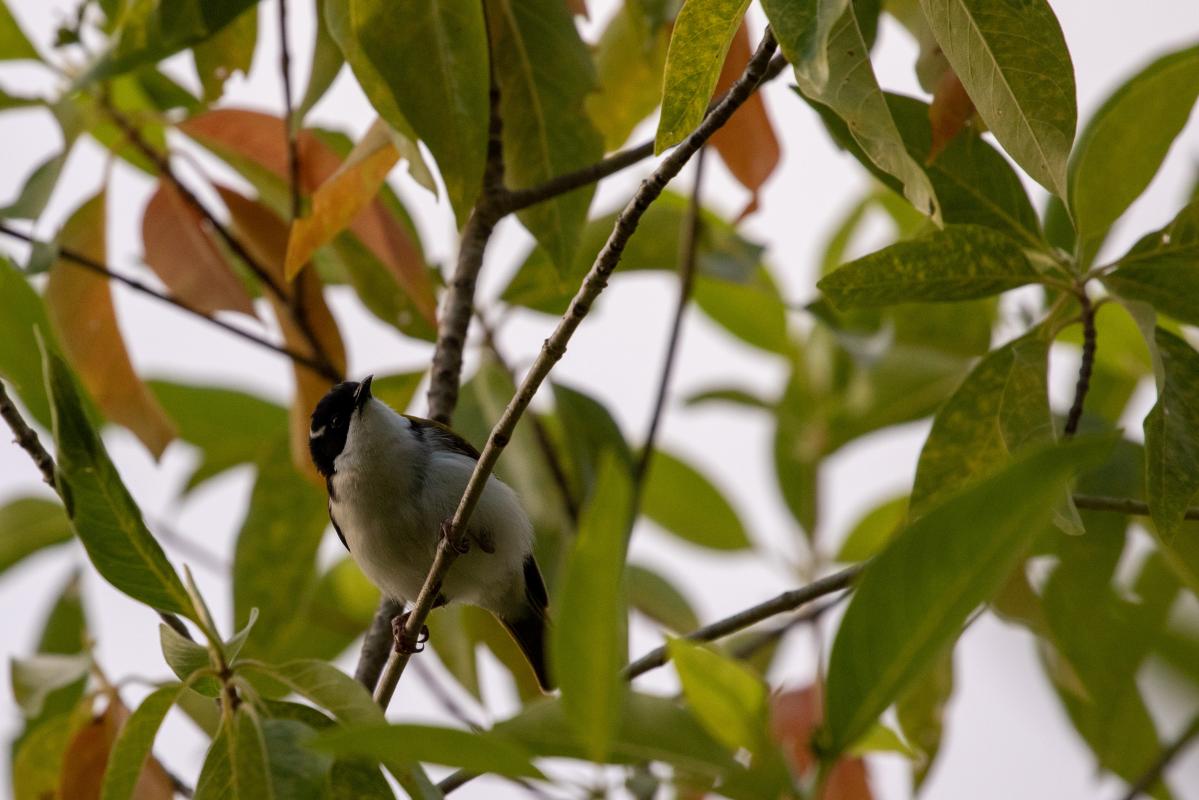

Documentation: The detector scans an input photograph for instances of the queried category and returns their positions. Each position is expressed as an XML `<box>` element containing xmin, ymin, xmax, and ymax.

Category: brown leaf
<box><xmin>928</xmin><ymin>69</ymin><xmax>976</xmax><ymax>162</ymax></box>
<box><xmin>710</xmin><ymin>23</ymin><xmax>780</xmax><ymax>220</ymax></box>
<box><xmin>141</xmin><ymin>179</ymin><xmax>256</xmax><ymax>316</ymax></box>
<box><xmin>217</xmin><ymin>185</ymin><xmax>347</xmax><ymax>482</ymax></box>
<box><xmin>565</xmin><ymin>0</ymin><xmax>588</xmax><ymax>17</ymax></box>
<box><xmin>770</xmin><ymin>686</ymin><xmax>875</xmax><ymax>800</ymax></box>
<box><xmin>46</xmin><ymin>193</ymin><xmax>176</xmax><ymax>458</ymax></box>
<box><xmin>180</xmin><ymin>109</ymin><xmax>436</xmax><ymax>325</ymax></box>
<box><xmin>59</xmin><ymin>694</ymin><xmax>174</xmax><ymax>800</ymax></box>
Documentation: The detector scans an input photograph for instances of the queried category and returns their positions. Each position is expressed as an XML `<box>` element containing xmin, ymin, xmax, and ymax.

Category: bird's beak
<box><xmin>354</xmin><ymin>375</ymin><xmax>374</xmax><ymax>411</ymax></box>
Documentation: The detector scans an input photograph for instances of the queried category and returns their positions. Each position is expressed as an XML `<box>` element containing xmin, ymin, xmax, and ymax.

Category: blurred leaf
<box><xmin>710</xmin><ymin>23</ymin><xmax>780</xmax><ymax>214</ymax></box>
<box><xmin>586</xmin><ymin>2</ymin><xmax>670</xmax><ymax>150</ymax></box>
<box><xmin>41</xmin><ymin>341</ymin><xmax>195</xmax><ymax>620</ymax></box>
<box><xmin>426</xmin><ymin>605</ymin><xmax>481</xmax><ymax>699</ymax></box>
<box><xmin>795</xmin><ymin>5</ymin><xmax>939</xmax><ymax>219</ymax></box>
<box><xmin>641</xmin><ymin>449</ymin><xmax>750</xmax><ymax>550</ymax></box>
<box><xmin>239</xmin><ymin>660</ymin><xmax>382</xmax><ymax>725</ymax></box>
<box><xmin>655</xmin><ymin>0</ymin><xmax>750</xmax><ymax>152</ymax></box>
<box><xmin>628</xmin><ymin>563</ymin><xmax>700</xmax><ymax>632</ymax></box>
<box><xmin>0</xmin><ymin>497</ymin><xmax>72</xmax><ymax>574</ymax></box>
<box><xmin>669</xmin><ymin>639</ymin><xmax>770</xmax><ymax>753</ymax></box>
<box><xmin>325</xmin><ymin>0</ymin><xmax>487</xmax><ymax>223</ymax></box>
<box><xmin>823</xmin><ymin>438</ymin><xmax>1111</xmax><ymax>755</ymax></box>
<box><xmin>896</xmin><ymin>652</ymin><xmax>953</xmax><ymax>789</ymax></box>
<box><xmin>141</xmin><ymin>179</ymin><xmax>256</xmax><ymax>316</ymax></box>
<box><xmin>82</xmin><ymin>0</ymin><xmax>260</xmax><ymax>83</ymax></box>
<box><xmin>769</xmin><ymin>686</ymin><xmax>875</xmax><ymax>797</ymax></box>
<box><xmin>369</xmin><ymin>371</ymin><xmax>423</xmax><ymax>413</ymax></box>
<box><xmin>919</xmin><ymin>0</ymin><xmax>1075</xmax><ymax>198</ymax></box>
<box><xmin>774</xmin><ymin>365</ymin><xmax>820</xmax><ymax>535</ymax></box>
<box><xmin>760</xmin><ymin>0</ymin><xmax>848</xmax><ymax>90</ymax></box>
<box><xmin>554</xmin><ymin>453</ymin><xmax>632</xmax><ymax>760</ymax></box>
<box><xmin>298</xmin><ymin>0</ymin><xmax>344</xmax><ymax>119</ymax></box>
<box><xmin>174</xmin><ymin>688</ymin><xmax>220</xmax><ymax>738</ymax></box>
<box><xmin>684</xmin><ymin>385</ymin><xmax>772</xmax><ymax>410</ymax></box>
<box><xmin>262</xmin><ymin>719</ymin><xmax>332</xmax><ymax>800</ymax></box>
<box><xmin>192</xmin><ymin>4</ymin><xmax>258</xmax><ymax>101</ymax></box>
<box><xmin>0</xmin><ymin>258</ymin><xmax>58</xmax><ymax>427</ymax></box>
<box><xmin>836</xmin><ymin>495</ymin><xmax>906</xmax><ymax>563</ymax></box>
<box><xmin>1069</xmin><ymin>44</ymin><xmax>1199</xmax><ymax>263</ymax></box>
<box><xmin>1103</xmin><ymin>201</ymin><xmax>1199</xmax><ymax>327</ymax></box>
<box><xmin>195</xmin><ymin>707</ymin><xmax>273</xmax><ymax>800</ymax></box>
<box><xmin>100</xmin><ymin>683</ymin><xmax>186</xmax><ymax>800</ymax></box>
<box><xmin>693</xmin><ymin>266</ymin><xmax>790</xmax><ymax>354</ymax></box>
<box><xmin>0</xmin><ymin>1</ymin><xmax>38</xmax><ymax>60</ymax></box>
<box><xmin>75</xmin><ymin>74</ymin><xmax>166</xmax><ymax>175</ymax></box>
<box><xmin>928</xmin><ymin>70</ymin><xmax>975</xmax><ymax>160</ymax></box>
<box><xmin>910</xmin><ymin>328</ymin><xmax>1053</xmax><ymax>516</ymax></box>
<box><xmin>0</xmin><ymin>149</ymin><xmax>71</xmax><ymax>220</ymax></box>
<box><xmin>1144</xmin><ymin>328</ymin><xmax>1199</xmax><ymax>538</ymax></box>
<box><xmin>272</xmin><ymin>557</ymin><xmax>381</xmax><ymax>663</ymax></box>
<box><xmin>46</xmin><ymin>192</ymin><xmax>177</xmax><ymax>457</ymax></box>
<box><xmin>159</xmin><ymin>622</ymin><xmax>217</xmax><ymax>695</ymax></box>
<box><xmin>818</xmin><ymin>224</ymin><xmax>1037</xmax><ymax>309</ymax></box>
<box><xmin>309</xmin><ymin>724</ymin><xmax>542</xmax><ymax>779</ymax></box>
<box><xmin>13</xmin><ymin>704</ymin><xmax>84</xmax><ymax>800</ymax></box>
<box><xmin>488</xmin><ymin>0</ymin><xmax>603</xmax><ymax>272</ymax></box>
<box><xmin>232</xmin><ymin>451</ymin><xmax>328</xmax><ymax>659</ymax></box>
<box><xmin>11</xmin><ymin>654</ymin><xmax>90</xmax><ymax>718</ymax></box>
<box><xmin>461</xmin><ymin>604</ymin><xmax>544</xmax><ymax>701</ymax></box>
<box><xmin>61</xmin><ymin>695</ymin><xmax>175</xmax><ymax>800</ymax></box>
<box><xmin>552</xmin><ymin>382</ymin><xmax>633</xmax><ymax>502</ymax></box>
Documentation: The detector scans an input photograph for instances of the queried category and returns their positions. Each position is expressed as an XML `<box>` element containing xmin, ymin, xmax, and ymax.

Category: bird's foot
<box><xmin>390</xmin><ymin>611</ymin><xmax>430</xmax><ymax>655</ymax></box>
<box><xmin>439</xmin><ymin>519</ymin><xmax>473</xmax><ymax>555</ymax></box>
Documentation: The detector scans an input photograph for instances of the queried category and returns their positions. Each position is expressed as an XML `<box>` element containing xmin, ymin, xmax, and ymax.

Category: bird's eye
<box><xmin>331</xmin><ymin>416</ymin><xmax>340</xmax><ymax>428</ymax></box>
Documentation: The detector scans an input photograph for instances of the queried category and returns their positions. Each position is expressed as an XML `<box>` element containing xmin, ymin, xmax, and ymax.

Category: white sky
<box><xmin>2</xmin><ymin>1</ymin><xmax>1199</xmax><ymax>798</ymax></box>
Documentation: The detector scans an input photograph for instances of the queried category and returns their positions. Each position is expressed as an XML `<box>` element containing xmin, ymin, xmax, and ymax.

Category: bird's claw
<box><xmin>439</xmin><ymin>519</ymin><xmax>472</xmax><ymax>555</ymax></box>
<box><xmin>391</xmin><ymin>612</ymin><xmax>430</xmax><ymax>655</ymax></box>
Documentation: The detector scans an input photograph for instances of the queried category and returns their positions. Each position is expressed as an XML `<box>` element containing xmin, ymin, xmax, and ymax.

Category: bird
<box><xmin>308</xmin><ymin>375</ymin><xmax>553</xmax><ymax>690</ymax></box>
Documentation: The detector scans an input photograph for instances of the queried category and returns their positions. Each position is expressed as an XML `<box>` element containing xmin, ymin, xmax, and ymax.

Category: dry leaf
<box><xmin>180</xmin><ymin>109</ymin><xmax>436</xmax><ymax>325</ymax></box>
<box><xmin>217</xmin><ymin>185</ymin><xmax>347</xmax><ymax>482</ymax></box>
<box><xmin>770</xmin><ymin>686</ymin><xmax>875</xmax><ymax>800</ymax></box>
<box><xmin>711</xmin><ymin>23</ymin><xmax>780</xmax><ymax>220</ymax></box>
<box><xmin>141</xmin><ymin>179</ymin><xmax>255</xmax><ymax>316</ymax></box>
<box><xmin>928</xmin><ymin>69</ymin><xmax>977</xmax><ymax>162</ymax></box>
<box><xmin>59</xmin><ymin>694</ymin><xmax>174</xmax><ymax>800</ymax></box>
<box><xmin>565</xmin><ymin>0</ymin><xmax>588</xmax><ymax>17</ymax></box>
<box><xmin>46</xmin><ymin>193</ymin><xmax>176</xmax><ymax>459</ymax></box>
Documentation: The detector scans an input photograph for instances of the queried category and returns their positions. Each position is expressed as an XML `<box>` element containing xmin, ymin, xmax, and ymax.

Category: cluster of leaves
<box><xmin>2</xmin><ymin>0</ymin><xmax>1199</xmax><ymax>797</ymax></box>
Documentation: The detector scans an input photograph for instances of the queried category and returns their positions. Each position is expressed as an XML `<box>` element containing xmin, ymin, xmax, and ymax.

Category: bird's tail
<box><xmin>500</xmin><ymin>604</ymin><xmax>553</xmax><ymax>691</ymax></box>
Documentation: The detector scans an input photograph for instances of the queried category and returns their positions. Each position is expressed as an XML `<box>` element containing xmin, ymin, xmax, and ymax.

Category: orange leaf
<box><xmin>928</xmin><ymin>70</ymin><xmax>976</xmax><ymax>162</ymax></box>
<box><xmin>710</xmin><ymin>23</ymin><xmax>780</xmax><ymax>220</ymax></box>
<box><xmin>180</xmin><ymin>109</ymin><xmax>436</xmax><ymax>325</ymax></box>
<box><xmin>46</xmin><ymin>193</ymin><xmax>176</xmax><ymax>458</ymax></box>
<box><xmin>218</xmin><ymin>185</ymin><xmax>347</xmax><ymax>482</ymax></box>
<box><xmin>141</xmin><ymin>179</ymin><xmax>255</xmax><ymax>316</ymax></box>
<box><xmin>565</xmin><ymin>0</ymin><xmax>588</xmax><ymax>17</ymax></box>
<box><xmin>59</xmin><ymin>694</ymin><xmax>174</xmax><ymax>800</ymax></box>
<box><xmin>770</xmin><ymin>686</ymin><xmax>875</xmax><ymax>800</ymax></box>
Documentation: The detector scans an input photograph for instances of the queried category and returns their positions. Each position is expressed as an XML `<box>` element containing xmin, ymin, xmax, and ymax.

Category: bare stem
<box><xmin>1063</xmin><ymin>289</ymin><xmax>1096</xmax><ymax>438</ymax></box>
<box><xmin>277</xmin><ymin>0</ymin><xmax>302</xmax><ymax>223</ymax></box>
<box><xmin>0</xmin><ymin>224</ymin><xmax>338</xmax><ymax>381</ymax></box>
<box><xmin>370</xmin><ymin>28</ymin><xmax>781</xmax><ymax>710</ymax></box>
<box><xmin>0</xmin><ymin>380</ymin><xmax>56</xmax><ymax>487</ymax></box>
<box><xmin>1072</xmin><ymin>494</ymin><xmax>1199</xmax><ymax>522</ymax></box>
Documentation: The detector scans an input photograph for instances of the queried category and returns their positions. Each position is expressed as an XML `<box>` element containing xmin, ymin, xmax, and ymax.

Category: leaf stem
<box><xmin>1071</xmin><ymin>494</ymin><xmax>1199</xmax><ymax>521</ymax></box>
<box><xmin>278</xmin><ymin>0</ymin><xmax>302</xmax><ymax>224</ymax></box>
<box><xmin>1063</xmin><ymin>288</ymin><xmax>1096</xmax><ymax>437</ymax></box>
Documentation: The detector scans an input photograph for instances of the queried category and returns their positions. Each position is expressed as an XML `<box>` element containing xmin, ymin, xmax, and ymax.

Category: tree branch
<box><xmin>1071</xmin><ymin>494</ymin><xmax>1199</xmax><ymax>522</ymax></box>
<box><xmin>371</xmin><ymin>28</ymin><xmax>781</xmax><ymax>710</ymax></box>
<box><xmin>0</xmin><ymin>380</ymin><xmax>56</xmax><ymax>487</ymax></box>
<box><xmin>277</xmin><ymin>0</ymin><xmax>302</xmax><ymax>223</ymax></box>
<box><xmin>1064</xmin><ymin>289</ymin><xmax>1096</xmax><ymax>438</ymax></box>
<box><xmin>0</xmin><ymin>224</ymin><xmax>339</xmax><ymax>381</ymax></box>
<box><xmin>1119</xmin><ymin>714</ymin><xmax>1199</xmax><ymax>800</ymax></box>
<box><xmin>632</xmin><ymin>145</ymin><xmax>706</xmax><ymax>494</ymax></box>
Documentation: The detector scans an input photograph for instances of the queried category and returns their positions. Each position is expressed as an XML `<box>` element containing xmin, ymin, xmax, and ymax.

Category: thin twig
<box><xmin>370</xmin><ymin>27</ymin><xmax>782</xmax><ymax>710</ymax></box>
<box><xmin>1119</xmin><ymin>715</ymin><xmax>1199</xmax><ymax>800</ymax></box>
<box><xmin>0</xmin><ymin>224</ymin><xmax>338</xmax><ymax>381</ymax></box>
<box><xmin>632</xmin><ymin>146</ymin><xmax>706</xmax><ymax>494</ymax></box>
<box><xmin>1064</xmin><ymin>289</ymin><xmax>1096</xmax><ymax>437</ymax></box>
<box><xmin>277</xmin><ymin>0</ymin><xmax>302</xmax><ymax>223</ymax></box>
<box><xmin>0</xmin><ymin>380</ymin><xmax>56</xmax><ymax>487</ymax></box>
<box><xmin>1072</xmin><ymin>494</ymin><xmax>1199</xmax><ymax>522</ymax></box>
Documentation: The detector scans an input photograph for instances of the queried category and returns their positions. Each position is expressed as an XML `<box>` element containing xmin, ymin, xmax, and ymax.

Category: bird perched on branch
<box><xmin>308</xmin><ymin>376</ymin><xmax>552</xmax><ymax>690</ymax></box>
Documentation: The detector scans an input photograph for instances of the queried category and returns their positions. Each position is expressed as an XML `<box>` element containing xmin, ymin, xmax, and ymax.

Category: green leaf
<box><xmin>668</xmin><ymin>639</ymin><xmax>770</xmax><ymax>753</ymax></box>
<box><xmin>760</xmin><ymin>0</ymin><xmax>848</xmax><ymax>89</ymax></box>
<box><xmin>326</xmin><ymin>0</ymin><xmax>488</xmax><ymax>223</ymax></box>
<box><xmin>192</xmin><ymin>4</ymin><xmax>258</xmax><ymax>101</ymax></box>
<box><xmin>298</xmin><ymin>0</ymin><xmax>344</xmax><ymax>120</ymax></box>
<box><xmin>325</xmin><ymin>234</ymin><xmax>437</xmax><ymax>342</ymax></box>
<box><xmin>40</xmin><ymin>340</ymin><xmax>195</xmax><ymax>620</ymax></box>
<box><xmin>488</xmin><ymin>0</ymin><xmax>603</xmax><ymax>272</ymax></box>
<box><xmin>794</xmin><ymin>5</ymin><xmax>939</xmax><ymax>219</ymax></box>
<box><xmin>553</xmin><ymin>453</ymin><xmax>633</xmax><ymax>760</ymax></box>
<box><xmin>159</xmin><ymin>622</ymin><xmax>218</xmax><ymax>695</ymax></box>
<box><xmin>195</xmin><ymin>706</ymin><xmax>274</xmax><ymax>800</ymax></box>
<box><xmin>655</xmin><ymin>0</ymin><xmax>751</xmax><ymax>152</ymax></box>
<box><xmin>910</xmin><ymin>328</ymin><xmax>1053</xmax><ymax>516</ymax></box>
<box><xmin>100</xmin><ymin>683</ymin><xmax>187</xmax><ymax>800</ymax></box>
<box><xmin>13</xmin><ymin>707</ymin><xmax>82</xmax><ymax>800</ymax></box>
<box><xmin>238</xmin><ymin>660</ymin><xmax>383</xmax><ymax>726</ymax></box>
<box><xmin>0</xmin><ymin>1</ymin><xmax>38</xmax><ymax>60</ymax></box>
<box><xmin>1070</xmin><ymin>44</ymin><xmax>1199</xmax><ymax>263</ymax></box>
<box><xmin>10</xmin><ymin>654</ymin><xmax>90</xmax><ymax>718</ymax></box>
<box><xmin>1144</xmin><ymin>329</ymin><xmax>1199</xmax><ymax>538</ymax></box>
<box><xmin>895</xmin><ymin>652</ymin><xmax>953</xmax><ymax>788</ymax></box>
<box><xmin>552</xmin><ymin>382</ymin><xmax>634</xmax><ymax>502</ymax></box>
<box><xmin>0</xmin><ymin>258</ymin><xmax>58</xmax><ymax>427</ymax></box>
<box><xmin>83</xmin><ymin>0</ymin><xmax>261</xmax><ymax>83</ymax></box>
<box><xmin>836</xmin><ymin>494</ymin><xmax>907</xmax><ymax>562</ymax></box>
<box><xmin>232</xmin><ymin>449</ymin><xmax>328</xmax><ymax>659</ymax></box>
<box><xmin>641</xmin><ymin>449</ymin><xmax>750</xmax><ymax>550</ymax></box>
<box><xmin>0</xmin><ymin>150</ymin><xmax>71</xmax><ymax>220</ymax></box>
<box><xmin>271</xmin><ymin>557</ymin><xmax>380</xmax><ymax>663</ymax></box>
<box><xmin>822</xmin><ymin>438</ymin><xmax>1111</xmax><ymax>755</ymax></box>
<box><xmin>263</xmin><ymin>719</ymin><xmax>333</xmax><ymax>800</ymax></box>
<box><xmin>818</xmin><ymin>224</ymin><xmax>1038</xmax><ymax>309</ymax></box>
<box><xmin>309</xmin><ymin>724</ymin><xmax>543</xmax><ymax>779</ymax></box>
<box><xmin>693</xmin><ymin>267</ymin><xmax>791</xmax><ymax>355</ymax></box>
<box><xmin>919</xmin><ymin>0</ymin><xmax>1076</xmax><ymax>198</ymax></box>
<box><xmin>1102</xmin><ymin>201</ymin><xmax>1199</xmax><ymax>327</ymax></box>
<box><xmin>586</xmin><ymin>2</ymin><xmax>671</xmax><ymax>150</ymax></box>
<box><xmin>0</xmin><ymin>497</ymin><xmax>72</xmax><ymax>574</ymax></box>
<box><xmin>628</xmin><ymin>563</ymin><xmax>700</xmax><ymax>633</ymax></box>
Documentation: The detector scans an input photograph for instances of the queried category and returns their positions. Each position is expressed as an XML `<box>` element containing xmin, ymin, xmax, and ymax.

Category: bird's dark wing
<box><xmin>325</xmin><ymin>476</ymin><xmax>349</xmax><ymax>552</ymax></box>
<box><xmin>523</xmin><ymin>555</ymin><xmax>549</xmax><ymax>615</ymax></box>
<box><xmin>404</xmin><ymin>414</ymin><xmax>481</xmax><ymax>460</ymax></box>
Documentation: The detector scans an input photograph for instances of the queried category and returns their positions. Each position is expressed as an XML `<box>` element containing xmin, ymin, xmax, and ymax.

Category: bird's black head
<box><xmin>308</xmin><ymin>376</ymin><xmax>373</xmax><ymax>477</ymax></box>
